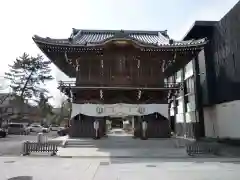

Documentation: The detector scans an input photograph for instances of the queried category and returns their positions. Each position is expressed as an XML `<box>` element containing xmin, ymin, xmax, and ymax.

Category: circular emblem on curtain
<box><xmin>96</xmin><ymin>106</ymin><xmax>104</xmax><ymax>114</ymax></box>
<box><xmin>138</xmin><ymin>107</ymin><xmax>145</xmax><ymax>114</ymax></box>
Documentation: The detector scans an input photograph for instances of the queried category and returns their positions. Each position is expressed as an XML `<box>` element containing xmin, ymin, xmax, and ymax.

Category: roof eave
<box><xmin>182</xmin><ymin>21</ymin><xmax>217</xmax><ymax>40</ymax></box>
<box><xmin>33</xmin><ymin>36</ymin><xmax>207</xmax><ymax>50</ymax></box>
<box><xmin>33</xmin><ymin>36</ymin><xmax>75</xmax><ymax>77</ymax></box>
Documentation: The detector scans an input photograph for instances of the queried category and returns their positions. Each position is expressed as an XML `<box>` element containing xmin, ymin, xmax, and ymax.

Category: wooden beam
<box><xmin>61</xmin><ymin>86</ymin><xmax>179</xmax><ymax>90</ymax></box>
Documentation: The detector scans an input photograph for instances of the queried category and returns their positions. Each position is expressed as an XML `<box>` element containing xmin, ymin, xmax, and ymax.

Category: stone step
<box><xmin>64</xmin><ymin>138</ymin><xmax>177</xmax><ymax>149</ymax></box>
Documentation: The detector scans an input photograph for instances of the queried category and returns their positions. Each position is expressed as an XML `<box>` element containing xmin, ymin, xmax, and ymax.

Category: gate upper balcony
<box><xmin>58</xmin><ymin>80</ymin><xmax>181</xmax><ymax>91</ymax></box>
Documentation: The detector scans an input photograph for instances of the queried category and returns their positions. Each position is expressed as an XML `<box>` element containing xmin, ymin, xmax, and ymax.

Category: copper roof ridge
<box><xmin>71</xmin><ymin>28</ymin><xmax>167</xmax><ymax>35</ymax></box>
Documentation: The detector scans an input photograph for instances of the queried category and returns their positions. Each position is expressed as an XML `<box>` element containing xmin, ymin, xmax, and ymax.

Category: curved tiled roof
<box><xmin>71</xmin><ymin>29</ymin><xmax>170</xmax><ymax>46</ymax></box>
<box><xmin>33</xmin><ymin>29</ymin><xmax>207</xmax><ymax>48</ymax></box>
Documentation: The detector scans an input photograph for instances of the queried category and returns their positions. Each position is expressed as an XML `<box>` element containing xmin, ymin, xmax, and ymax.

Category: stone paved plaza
<box><xmin>23</xmin><ymin>129</ymin><xmax>240</xmax><ymax>158</ymax></box>
<box><xmin>55</xmin><ymin>129</ymin><xmax>189</xmax><ymax>158</ymax></box>
<box><xmin>1</xmin><ymin>156</ymin><xmax>240</xmax><ymax>180</ymax></box>
<box><xmin>2</xmin><ymin>129</ymin><xmax>240</xmax><ymax>179</ymax></box>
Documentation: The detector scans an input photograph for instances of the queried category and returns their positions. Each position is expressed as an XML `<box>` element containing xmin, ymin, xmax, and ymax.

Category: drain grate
<box><xmin>4</xmin><ymin>161</ymin><xmax>15</xmax><ymax>164</ymax></box>
<box><xmin>146</xmin><ymin>164</ymin><xmax>157</xmax><ymax>167</ymax></box>
<box><xmin>60</xmin><ymin>156</ymin><xmax>73</xmax><ymax>158</ymax></box>
<box><xmin>100</xmin><ymin>161</ymin><xmax>110</xmax><ymax>166</ymax></box>
<box><xmin>8</xmin><ymin>176</ymin><xmax>32</xmax><ymax>180</ymax></box>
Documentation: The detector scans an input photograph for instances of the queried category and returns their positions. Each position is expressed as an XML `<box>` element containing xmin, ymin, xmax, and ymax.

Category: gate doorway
<box><xmin>110</xmin><ymin>117</ymin><xmax>123</xmax><ymax>129</ymax></box>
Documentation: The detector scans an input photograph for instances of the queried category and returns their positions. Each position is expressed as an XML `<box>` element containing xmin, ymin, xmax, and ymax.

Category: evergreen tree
<box><xmin>53</xmin><ymin>98</ymin><xmax>71</xmax><ymax>125</ymax></box>
<box><xmin>5</xmin><ymin>53</ymin><xmax>53</xmax><ymax>101</ymax></box>
<box><xmin>5</xmin><ymin>53</ymin><xmax>53</xmax><ymax>119</ymax></box>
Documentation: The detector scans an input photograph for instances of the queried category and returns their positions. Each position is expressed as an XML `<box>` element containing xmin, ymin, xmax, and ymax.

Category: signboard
<box><xmin>138</xmin><ymin>107</ymin><xmax>145</xmax><ymax>114</ymax></box>
<box><xmin>96</xmin><ymin>107</ymin><xmax>104</xmax><ymax>114</ymax></box>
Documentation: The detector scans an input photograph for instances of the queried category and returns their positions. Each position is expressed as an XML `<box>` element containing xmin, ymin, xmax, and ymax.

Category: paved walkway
<box><xmin>57</xmin><ymin>147</ymin><xmax>188</xmax><ymax>158</ymax></box>
<box><xmin>1</xmin><ymin>156</ymin><xmax>240</xmax><ymax>180</ymax></box>
<box><xmin>55</xmin><ymin>129</ymin><xmax>188</xmax><ymax>158</ymax></box>
<box><xmin>50</xmin><ymin>129</ymin><xmax>240</xmax><ymax>158</ymax></box>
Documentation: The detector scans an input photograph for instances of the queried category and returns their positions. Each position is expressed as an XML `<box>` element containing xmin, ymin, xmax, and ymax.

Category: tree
<box><xmin>53</xmin><ymin>97</ymin><xmax>71</xmax><ymax>125</ymax></box>
<box><xmin>4</xmin><ymin>53</ymin><xmax>53</xmax><ymax>119</ymax></box>
<box><xmin>5</xmin><ymin>53</ymin><xmax>53</xmax><ymax>101</ymax></box>
<box><xmin>0</xmin><ymin>94</ymin><xmax>11</xmax><ymax>127</ymax></box>
<box><xmin>37</xmin><ymin>92</ymin><xmax>53</xmax><ymax>118</ymax></box>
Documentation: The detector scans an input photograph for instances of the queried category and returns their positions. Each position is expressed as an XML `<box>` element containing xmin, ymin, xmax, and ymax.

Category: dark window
<box><xmin>184</xmin><ymin>96</ymin><xmax>189</xmax><ymax>111</ymax></box>
<box><xmin>175</xmin><ymin>100</ymin><xmax>179</xmax><ymax>106</ymax></box>
<box><xmin>232</xmin><ymin>53</ymin><xmax>236</xmax><ymax>69</ymax></box>
<box><xmin>9</xmin><ymin>124</ymin><xmax>23</xmax><ymax>128</ymax></box>
<box><xmin>32</xmin><ymin>125</ymin><xmax>40</xmax><ymax>127</ymax></box>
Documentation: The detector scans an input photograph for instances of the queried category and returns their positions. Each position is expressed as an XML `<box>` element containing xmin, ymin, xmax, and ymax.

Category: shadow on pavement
<box><xmin>8</xmin><ymin>176</ymin><xmax>33</xmax><ymax>180</ymax></box>
<box><xmin>56</xmin><ymin>129</ymin><xmax>189</xmax><ymax>160</ymax></box>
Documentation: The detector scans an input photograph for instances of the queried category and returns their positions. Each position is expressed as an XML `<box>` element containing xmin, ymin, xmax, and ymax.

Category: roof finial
<box><xmin>72</xmin><ymin>28</ymin><xmax>78</xmax><ymax>36</ymax></box>
<box><xmin>162</xmin><ymin>30</ymin><xmax>169</xmax><ymax>38</ymax></box>
<box><xmin>169</xmin><ymin>39</ymin><xmax>174</xmax><ymax>44</ymax></box>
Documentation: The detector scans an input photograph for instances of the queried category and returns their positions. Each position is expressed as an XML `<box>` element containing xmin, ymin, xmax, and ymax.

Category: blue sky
<box><xmin>0</xmin><ymin>0</ymin><xmax>238</xmax><ymax>106</ymax></box>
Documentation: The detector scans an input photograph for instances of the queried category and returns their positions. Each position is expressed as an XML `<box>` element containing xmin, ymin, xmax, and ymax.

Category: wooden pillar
<box><xmin>130</xmin><ymin>56</ymin><xmax>133</xmax><ymax>81</ymax></box>
<box><xmin>180</xmin><ymin>69</ymin><xmax>187</xmax><ymax>138</ymax></box>
<box><xmin>75</xmin><ymin>58</ymin><xmax>81</xmax><ymax>85</ymax></box>
<box><xmin>137</xmin><ymin>57</ymin><xmax>140</xmax><ymax>79</ymax></box>
<box><xmin>133</xmin><ymin>116</ymin><xmax>141</xmax><ymax>138</ymax></box>
<box><xmin>173</xmin><ymin>95</ymin><xmax>177</xmax><ymax>134</ymax></box>
<box><xmin>132</xmin><ymin>116</ymin><xmax>135</xmax><ymax>130</ymax></box>
<box><xmin>193</xmin><ymin>55</ymin><xmax>205</xmax><ymax>139</ymax></box>
<box><xmin>88</xmin><ymin>57</ymin><xmax>91</xmax><ymax>80</ymax></box>
<box><xmin>100</xmin><ymin>55</ymin><xmax>104</xmax><ymax>84</ymax></box>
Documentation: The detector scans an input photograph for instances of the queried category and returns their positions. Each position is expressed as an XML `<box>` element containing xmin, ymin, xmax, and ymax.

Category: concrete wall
<box><xmin>204</xmin><ymin>100</ymin><xmax>240</xmax><ymax>138</ymax></box>
<box><xmin>211</xmin><ymin>1</ymin><xmax>240</xmax><ymax>104</ymax></box>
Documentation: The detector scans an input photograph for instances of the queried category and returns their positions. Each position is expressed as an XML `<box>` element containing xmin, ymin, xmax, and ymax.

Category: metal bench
<box><xmin>23</xmin><ymin>141</ymin><xmax>58</xmax><ymax>156</ymax></box>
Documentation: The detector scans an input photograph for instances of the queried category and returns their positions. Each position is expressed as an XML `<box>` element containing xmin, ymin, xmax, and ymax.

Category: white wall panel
<box><xmin>204</xmin><ymin>100</ymin><xmax>240</xmax><ymax>138</ymax></box>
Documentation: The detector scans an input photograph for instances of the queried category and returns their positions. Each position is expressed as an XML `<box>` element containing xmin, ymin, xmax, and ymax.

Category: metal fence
<box><xmin>186</xmin><ymin>142</ymin><xmax>219</xmax><ymax>156</ymax></box>
<box><xmin>23</xmin><ymin>141</ymin><xmax>58</xmax><ymax>156</ymax></box>
<box><xmin>22</xmin><ymin>133</ymin><xmax>58</xmax><ymax>156</ymax></box>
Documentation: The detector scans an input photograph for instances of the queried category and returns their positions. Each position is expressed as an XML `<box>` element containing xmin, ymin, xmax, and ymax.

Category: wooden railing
<box><xmin>58</xmin><ymin>81</ymin><xmax>181</xmax><ymax>89</ymax></box>
<box><xmin>22</xmin><ymin>141</ymin><xmax>58</xmax><ymax>156</ymax></box>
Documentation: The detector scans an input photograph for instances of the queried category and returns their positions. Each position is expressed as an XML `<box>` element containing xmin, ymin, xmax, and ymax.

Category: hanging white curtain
<box><xmin>71</xmin><ymin>103</ymin><xmax>168</xmax><ymax>118</ymax></box>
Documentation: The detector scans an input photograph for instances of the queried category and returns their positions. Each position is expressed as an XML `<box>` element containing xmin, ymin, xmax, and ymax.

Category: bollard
<box><xmin>23</xmin><ymin>141</ymin><xmax>30</xmax><ymax>156</ymax></box>
<box><xmin>37</xmin><ymin>133</ymin><xmax>44</xmax><ymax>143</ymax></box>
<box><xmin>44</xmin><ymin>135</ymin><xmax>48</xmax><ymax>143</ymax></box>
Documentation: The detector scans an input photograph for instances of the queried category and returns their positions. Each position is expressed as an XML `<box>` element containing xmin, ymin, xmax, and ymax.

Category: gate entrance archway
<box><xmin>69</xmin><ymin>103</ymin><xmax>170</xmax><ymax>139</ymax></box>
